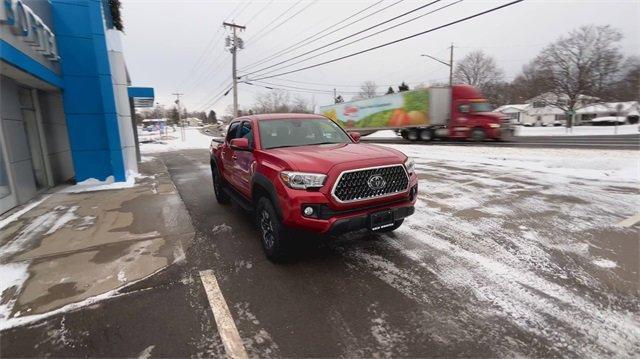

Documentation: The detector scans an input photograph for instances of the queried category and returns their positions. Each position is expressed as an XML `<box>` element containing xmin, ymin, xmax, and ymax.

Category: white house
<box><xmin>495</xmin><ymin>92</ymin><xmax>639</xmax><ymax>126</ymax></box>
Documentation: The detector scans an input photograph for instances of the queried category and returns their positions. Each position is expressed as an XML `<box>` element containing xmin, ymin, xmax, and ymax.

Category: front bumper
<box><xmin>328</xmin><ymin>205</ymin><xmax>414</xmax><ymax>236</ymax></box>
<box><xmin>278</xmin><ymin>180</ymin><xmax>418</xmax><ymax>234</ymax></box>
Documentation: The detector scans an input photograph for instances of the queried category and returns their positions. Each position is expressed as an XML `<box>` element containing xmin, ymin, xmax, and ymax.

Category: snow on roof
<box><xmin>590</xmin><ymin>116</ymin><xmax>626</xmax><ymax>123</ymax></box>
<box><xmin>494</xmin><ymin>104</ymin><xmax>528</xmax><ymax>113</ymax></box>
<box><xmin>576</xmin><ymin>101</ymin><xmax>639</xmax><ymax>114</ymax></box>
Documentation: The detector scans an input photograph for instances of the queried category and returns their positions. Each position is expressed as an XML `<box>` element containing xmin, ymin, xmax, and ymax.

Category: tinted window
<box><xmin>240</xmin><ymin>121</ymin><xmax>253</xmax><ymax>143</ymax></box>
<box><xmin>258</xmin><ymin>118</ymin><xmax>352</xmax><ymax>150</ymax></box>
<box><xmin>226</xmin><ymin>122</ymin><xmax>240</xmax><ymax>142</ymax></box>
<box><xmin>470</xmin><ymin>102</ymin><xmax>493</xmax><ymax>112</ymax></box>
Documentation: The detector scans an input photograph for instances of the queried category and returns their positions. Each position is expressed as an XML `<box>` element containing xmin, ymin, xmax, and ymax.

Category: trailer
<box><xmin>319</xmin><ymin>85</ymin><xmax>512</xmax><ymax>141</ymax></box>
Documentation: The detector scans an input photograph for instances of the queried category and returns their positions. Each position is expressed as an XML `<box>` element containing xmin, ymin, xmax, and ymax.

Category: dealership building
<box><xmin>0</xmin><ymin>0</ymin><xmax>153</xmax><ymax>213</ymax></box>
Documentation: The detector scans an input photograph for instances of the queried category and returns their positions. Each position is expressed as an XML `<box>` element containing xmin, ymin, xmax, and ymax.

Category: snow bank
<box><xmin>58</xmin><ymin>171</ymin><xmax>144</xmax><ymax>193</ymax></box>
<box><xmin>366</xmin><ymin>130</ymin><xmax>399</xmax><ymax>138</ymax></box>
<box><xmin>386</xmin><ymin>144</ymin><xmax>639</xmax><ymax>184</ymax></box>
<box><xmin>140</xmin><ymin>128</ymin><xmax>214</xmax><ymax>153</ymax></box>
<box><xmin>516</xmin><ymin>124</ymin><xmax>639</xmax><ymax>136</ymax></box>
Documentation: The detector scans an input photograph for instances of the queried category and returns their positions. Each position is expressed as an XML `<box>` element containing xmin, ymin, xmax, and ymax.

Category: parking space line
<box><xmin>617</xmin><ymin>213</ymin><xmax>640</xmax><ymax>228</ymax></box>
<box><xmin>199</xmin><ymin>270</ymin><xmax>249</xmax><ymax>359</ymax></box>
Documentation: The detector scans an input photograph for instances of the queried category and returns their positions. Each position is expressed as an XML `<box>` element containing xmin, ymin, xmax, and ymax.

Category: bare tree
<box><xmin>534</xmin><ymin>25</ymin><xmax>624</xmax><ymax>112</ymax></box>
<box><xmin>354</xmin><ymin>81</ymin><xmax>378</xmax><ymax>100</ymax></box>
<box><xmin>509</xmin><ymin>61</ymin><xmax>553</xmax><ymax>103</ymax></box>
<box><xmin>253</xmin><ymin>90</ymin><xmax>291</xmax><ymax>113</ymax></box>
<box><xmin>611</xmin><ymin>56</ymin><xmax>640</xmax><ymax>101</ymax></box>
<box><xmin>453</xmin><ymin>50</ymin><xmax>504</xmax><ymax>89</ymax></box>
<box><xmin>291</xmin><ymin>96</ymin><xmax>312</xmax><ymax>113</ymax></box>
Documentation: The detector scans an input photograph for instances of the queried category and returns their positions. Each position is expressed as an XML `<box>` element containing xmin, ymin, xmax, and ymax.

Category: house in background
<box><xmin>495</xmin><ymin>92</ymin><xmax>639</xmax><ymax>126</ymax></box>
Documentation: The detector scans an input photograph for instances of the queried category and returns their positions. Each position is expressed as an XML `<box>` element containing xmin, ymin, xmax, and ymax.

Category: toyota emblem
<box><xmin>367</xmin><ymin>174</ymin><xmax>386</xmax><ymax>190</ymax></box>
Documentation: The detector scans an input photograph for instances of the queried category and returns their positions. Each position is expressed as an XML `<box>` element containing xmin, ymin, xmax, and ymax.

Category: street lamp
<box><xmin>421</xmin><ymin>44</ymin><xmax>454</xmax><ymax>87</ymax></box>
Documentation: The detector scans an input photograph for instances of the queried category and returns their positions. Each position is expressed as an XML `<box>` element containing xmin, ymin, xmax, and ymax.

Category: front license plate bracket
<box><xmin>370</xmin><ymin>210</ymin><xmax>394</xmax><ymax>231</ymax></box>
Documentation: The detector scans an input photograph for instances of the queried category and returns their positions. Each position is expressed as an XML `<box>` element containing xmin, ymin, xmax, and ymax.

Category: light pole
<box><xmin>421</xmin><ymin>43</ymin><xmax>454</xmax><ymax>87</ymax></box>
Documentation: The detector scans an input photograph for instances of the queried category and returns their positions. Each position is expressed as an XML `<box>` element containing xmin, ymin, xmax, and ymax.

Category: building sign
<box><xmin>0</xmin><ymin>0</ymin><xmax>59</xmax><ymax>62</ymax></box>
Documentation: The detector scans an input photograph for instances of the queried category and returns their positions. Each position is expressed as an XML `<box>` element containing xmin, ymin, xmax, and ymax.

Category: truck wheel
<box><xmin>376</xmin><ymin>219</ymin><xmax>404</xmax><ymax>233</ymax></box>
<box><xmin>419</xmin><ymin>129</ymin><xmax>432</xmax><ymax>141</ymax></box>
<box><xmin>407</xmin><ymin>130</ymin><xmax>419</xmax><ymax>141</ymax></box>
<box><xmin>256</xmin><ymin>197</ymin><xmax>289</xmax><ymax>262</ymax></box>
<box><xmin>471</xmin><ymin>128</ymin><xmax>486</xmax><ymax>142</ymax></box>
<box><xmin>211</xmin><ymin>164</ymin><xmax>230</xmax><ymax>204</ymax></box>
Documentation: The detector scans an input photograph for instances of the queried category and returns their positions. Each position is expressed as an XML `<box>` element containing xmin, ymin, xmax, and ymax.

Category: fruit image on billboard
<box><xmin>321</xmin><ymin>89</ymin><xmax>430</xmax><ymax>129</ymax></box>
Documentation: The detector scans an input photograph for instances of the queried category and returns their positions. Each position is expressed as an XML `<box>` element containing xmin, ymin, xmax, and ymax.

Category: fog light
<box><xmin>303</xmin><ymin>206</ymin><xmax>314</xmax><ymax>216</ymax></box>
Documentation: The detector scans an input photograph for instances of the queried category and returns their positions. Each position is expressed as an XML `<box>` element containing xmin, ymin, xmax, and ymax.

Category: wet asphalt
<box><xmin>2</xmin><ymin>148</ymin><xmax>638</xmax><ymax>358</ymax></box>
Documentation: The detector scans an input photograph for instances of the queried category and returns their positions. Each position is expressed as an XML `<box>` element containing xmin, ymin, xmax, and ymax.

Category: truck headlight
<box><xmin>489</xmin><ymin>123</ymin><xmax>500</xmax><ymax>128</ymax></box>
<box><xmin>280</xmin><ymin>171</ymin><xmax>326</xmax><ymax>189</ymax></box>
<box><xmin>404</xmin><ymin>158</ymin><xmax>415</xmax><ymax>175</ymax></box>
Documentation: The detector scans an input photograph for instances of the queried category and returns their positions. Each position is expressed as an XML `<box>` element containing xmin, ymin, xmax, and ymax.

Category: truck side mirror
<box><xmin>230</xmin><ymin>138</ymin><xmax>251</xmax><ymax>151</ymax></box>
<box><xmin>350</xmin><ymin>132</ymin><xmax>361</xmax><ymax>143</ymax></box>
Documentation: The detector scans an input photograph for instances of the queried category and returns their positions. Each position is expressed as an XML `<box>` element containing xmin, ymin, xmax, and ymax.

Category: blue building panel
<box><xmin>49</xmin><ymin>2</ymin><xmax>92</xmax><ymax>38</ymax></box>
<box><xmin>0</xmin><ymin>40</ymin><xmax>63</xmax><ymax>88</ymax></box>
<box><xmin>56</xmin><ymin>36</ymin><xmax>98</xmax><ymax>76</ymax></box>
<box><xmin>51</xmin><ymin>0</ymin><xmax>127</xmax><ymax>182</ymax></box>
<box><xmin>59</xmin><ymin>76</ymin><xmax>105</xmax><ymax>114</ymax></box>
<box><xmin>64</xmin><ymin>114</ymin><xmax>109</xmax><ymax>151</ymax></box>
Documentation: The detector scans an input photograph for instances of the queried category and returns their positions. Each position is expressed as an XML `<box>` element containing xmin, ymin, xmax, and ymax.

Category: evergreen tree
<box><xmin>386</xmin><ymin>86</ymin><xmax>395</xmax><ymax>94</ymax></box>
<box><xmin>398</xmin><ymin>82</ymin><xmax>410</xmax><ymax>92</ymax></box>
<box><xmin>207</xmin><ymin>110</ymin><xmax>217</xmax><ymax>123</ymax></box>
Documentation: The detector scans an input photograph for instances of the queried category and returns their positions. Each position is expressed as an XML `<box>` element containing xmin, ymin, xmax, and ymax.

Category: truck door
<box><xmin>449</xmin><ymin>101</ymin><xmax>471</xmax><ymax>138</ymax></box>
<box><xmin>234</xmin><ymin>121</ymin><xmax>255</xmax><ymax>198</ymax></box>
<box><xmin>221</xmin><ymin>122</ymin><xmax>240</xmax><ymax>185</ymax></box>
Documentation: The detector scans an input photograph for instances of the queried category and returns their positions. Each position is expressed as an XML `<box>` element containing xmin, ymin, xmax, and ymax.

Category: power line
<box><xmin>177</xmin><ymin>2</ymin><xmax>246</xmax><ymax>91</ymax></box>
<box><xmin>241</xmin><ymin>0</ymin><xmax>388</xmax><ymax>71</ymax></box>
<box><xmin>250</xmin><ymin>80</ymin><xmax>361</xmax><ymax>95</ymax></box>
<box><xmin>243</xmin><ymin>0</ymin><xmax>442</xmax><ymax>77</ymax></box>
<box><xmin>248</xmin><ymin>0</ymin><xmax>463</xmax><ymax>78</ymax></box>
<box><xmin>246</xmin><ymin>0</ymin><xmax>319</xmax><ymax>46</ymax></box>
<box><xmin>243</xmin><ymin>0</ymin><xmax>303</xmax><ymax>44</ymax></box>
<box><xmin>243</xmin><ymin>0</ymin><xmax>275</xmax><ymax>25</ymax></box>
<box><xmin>248</xmin><ymin>0</ymin><xmax>525</xmax><ymax>81</ymax></box>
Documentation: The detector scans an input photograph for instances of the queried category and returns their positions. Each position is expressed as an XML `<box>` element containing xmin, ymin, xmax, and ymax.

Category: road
<box><xmin>2</xmin><ymin>148</ymin><xmax>638</xmax><ymax>357</ymax></box>
<box><xmin>361</xmin><ymin>133</ymin><xmax>640</xmax><ymax>150</ymax></box>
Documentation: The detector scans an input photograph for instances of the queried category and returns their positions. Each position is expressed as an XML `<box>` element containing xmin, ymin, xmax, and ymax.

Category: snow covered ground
<box><xmin>515</xmin><ymin>123</ymin><xmax>639</xmax><ymax>136</ymax></box>
<box><xmin>364</xmin><ymin>124</ymin><xmax>640</xmax><ymax>138</ymax></box>
<box><xmin>341</xmin><ymin>144</ymin><xmax>639</xmax><ymax>357</ymax></box>
<box><xmin>140</xmin><ymin>128</ymin><xmax>214</xmax><ymax>154</ymax></box>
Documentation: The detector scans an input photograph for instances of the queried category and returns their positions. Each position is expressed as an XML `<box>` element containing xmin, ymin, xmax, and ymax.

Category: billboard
<box><xmin>320</xmin><ymin>89</ymin><xmax>430</xmax><ymax>129</ymax></box>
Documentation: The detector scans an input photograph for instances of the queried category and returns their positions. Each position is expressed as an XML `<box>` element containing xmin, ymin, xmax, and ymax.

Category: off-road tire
<box><xmin>256</xmin><ymin>197</ymin><xmax>290</xmax><ymax>262</ymax></box>
<box><xmin>212</xmin><ymin>164</ymin><xmax>230</xmax><ymax>204</ymax></box>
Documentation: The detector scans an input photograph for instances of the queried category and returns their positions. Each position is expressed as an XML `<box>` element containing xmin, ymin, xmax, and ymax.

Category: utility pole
<box><xmin>172</xmin><ymin>92</ymin><xmax>184</xmax><ymax>141</ymax></box>
<box><xmin>448</xmin><ymin>43</ymin><xmax>454</xmax><ymax>88</ymax></box>
<box><xmin>223</xmin><ymin>22</ymin><xmax>245</xmax><ymax>118</ymax></box>
<box><xmin>421</xmin><ymin>43</ymin><xmax>454</xmax><ymax>87</ymax></box>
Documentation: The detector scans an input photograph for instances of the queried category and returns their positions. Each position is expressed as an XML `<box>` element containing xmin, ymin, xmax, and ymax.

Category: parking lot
<box><xmin>1</xmin><ymin>141</ymin><xmax>638</xmax><ymax>358</ymax></box>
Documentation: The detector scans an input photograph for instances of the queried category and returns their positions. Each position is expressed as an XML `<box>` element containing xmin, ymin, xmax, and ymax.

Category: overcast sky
<box><xmin>120</xmin><ymin>0</ymin><xmax>639</xmax><ymax>115</ymax></box>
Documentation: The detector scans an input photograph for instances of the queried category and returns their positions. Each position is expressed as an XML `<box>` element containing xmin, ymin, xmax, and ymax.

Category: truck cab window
<box><xmin>226</xmin><ymin>122</ymin><xmax>240</xmax><ymax>143</ymax></box>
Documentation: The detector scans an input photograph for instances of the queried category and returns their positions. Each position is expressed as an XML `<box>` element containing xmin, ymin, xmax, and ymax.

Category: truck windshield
<box><xmin>470</xmin><ymin>102</ymin><xmax>493</xmax><ymax>112</ymax></box>
<box><xmin>258</xmin><ymin>118</ymin><xmax>352</xmax><ymax>149</ymax></box>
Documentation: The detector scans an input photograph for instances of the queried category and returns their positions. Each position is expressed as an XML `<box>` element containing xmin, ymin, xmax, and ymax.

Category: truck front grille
<box><xmin>332</xmin><ymin>165</ymin><xmax>409</xmax><ymax>203</ymax></box>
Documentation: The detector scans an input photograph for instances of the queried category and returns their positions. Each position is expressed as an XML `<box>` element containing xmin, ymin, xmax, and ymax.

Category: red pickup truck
<box><xmin>209</xmin><ymin>114</ymin><xmax>418</xmax><ymax>261</ymax></box>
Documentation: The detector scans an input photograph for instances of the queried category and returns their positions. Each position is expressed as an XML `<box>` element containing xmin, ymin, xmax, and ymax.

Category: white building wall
<box><xmin>106</xmin><ymin>29</ymin><xmax>138</xmax><ymax>176</ymax></box>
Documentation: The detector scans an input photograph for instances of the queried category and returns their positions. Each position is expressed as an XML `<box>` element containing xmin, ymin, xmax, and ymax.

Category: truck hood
<box><xmin>473</xmin><ymin>112</ymin><xmax>504</xmax><ymax>122</ymax></box>
<box><xmin>264</xmin><ymin>143</ymin><xmax>405</xmax><ymax>173</ymax></box>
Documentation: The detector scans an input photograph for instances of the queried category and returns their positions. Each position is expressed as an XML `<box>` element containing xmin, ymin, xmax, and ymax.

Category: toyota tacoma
<box><xmin>209</xmin><ymin>114</ymin><xmax>418</xmax><ymax>261</ymax></box>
